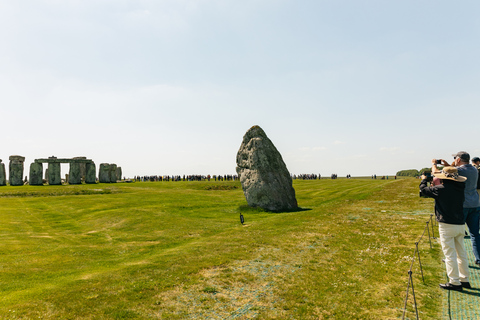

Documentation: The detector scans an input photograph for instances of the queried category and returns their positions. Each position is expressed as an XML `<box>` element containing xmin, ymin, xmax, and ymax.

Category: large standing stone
<box><xmin>236</xmin><ymin>126</ymin><xmax>298</xmax><ymax>211</ymax></box>
<box><xmin>0</xmin><ymin>160</ymin><xmax>6</xmax><ymax>186</ymax></box>
<box><xmin>69</xmin><ymin>162</ymin><xmax>82</xmax><ymax>185</ymax></box>
<box><xmin>99</xmin><ymin>163</ymin><xmax>111</xmax><ymax>183</ymax></box>
<box><xmin>9</xmin><ymin>155</ymin><xmax>25</xmax><ymax>186</ymax></box>
<box><xmin>73</xmin><ymin>157</ymin><xmax>87</xmax><ymax>181</ymax></box>
<box><xmin>29</xmin><ymin>162</ymin><xmax>43</xmax><ymax>186</ymax></box>
<box><xmin>109</xmin><ymin>164</ymin><xmax>117</xmax><ymax>183</ymax></box>
<box><xmin>85</xmin><ymin>162</ymin><xmax>96</xmax><ymax>184</ymax></box>
<box><xmin>48</xmin><ymin>157</ymin><xmax>61</xmax><ymax>185</ymax></box>
<box><xmin>116</xmin><ymin>167</ymin><xmax>122</xmax><ymax>181</ymax></box>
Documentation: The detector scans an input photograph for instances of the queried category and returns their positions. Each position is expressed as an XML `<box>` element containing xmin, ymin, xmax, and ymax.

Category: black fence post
<box><xmin>430</xmin><ymin>214</ymin><xmax>436</xmax><ymax>239</ymax></box>
<box><xmin>402</xmin><ymin>272</ymin><xmax>411</xmax><ymax>320</ymax></box>
<box><xmin>410</xmin><ymin>270</ymin><xmax>419</xmax><ymax>320</ymax></box>
<box><xmin>402</xmin><ymin>270</ymin><xmax>420</xmax><ymax>320</ymax></box>
<box><xmin>402</xmin><ymin>213</ymin><xmax>438</xmax><ymax>319</ymax></box>
<box><xmin>416</xmin><ymin>242</ymin><xmax>425</xmax><ymax>284</ymax></box>
<box><xmin>427</xmin><ymin>221</ymin><xmax>432</xmax><ymax>249</ymax></box>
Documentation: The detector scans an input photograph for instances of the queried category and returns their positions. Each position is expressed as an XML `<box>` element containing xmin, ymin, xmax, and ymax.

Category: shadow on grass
<box><xmin>238</xmin><ymin>205</ymin><xmax>311</xmax><ymax>214</ymax></box>
<box><xmin>462</xmin><ymin>287</ymin><xmax>480</xmax><ymax>297</ymax></box>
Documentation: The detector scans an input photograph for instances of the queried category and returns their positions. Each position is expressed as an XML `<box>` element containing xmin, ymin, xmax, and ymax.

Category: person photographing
<box><xmin>438</xmin><ymin>152</ymin><xmax>480</xmax><ymax>266</ymax></box>
<box><xmin>420</xmin><ymin>162</ymin><xmax>470</xmax><ymax>291</ymax></box>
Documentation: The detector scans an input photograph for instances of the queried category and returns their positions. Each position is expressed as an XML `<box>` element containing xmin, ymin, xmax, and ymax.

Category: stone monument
<box><xmin>109</xmin><ymin>164</ymin><xmax>117</xmax><ymax>183</ymax></box>
<box><xmin>9</xmin><ymin>155</ymin><xmax>25</xmax><ymax>186</ymax></box>
<box><xmin>116</xmin><ymin>167</ymin><xmax>122</xmax><ymax>181</ymax></box>
<box><xmin>29</xmin><ymin>162</ymin><xmax>43</xmax><ymax>186</ymax></box>
<box><xmin>68</xmin><ymin>162</ymin><xmax>82</xmax><ymax>184</ymax></box>
<box><xmin>0</xmin><ymin>159</ymin><xmax>6</xmax><ymax>186</ymax></box>
<box><xmin>3</xmin><ymin>155</ymin><xmax>102</xmax><ymax>186</ymax></box>
<box><xmin>85</xmin><ymin>162</ymin><xmax>96</xmax><ymax>184</ymax></box>
<box><xmin>99</xmin><ymin>163</ymin><xmax>111</xmax><ymax>183</ymax></box>
<box><xmin>236</xmin><ymin>125</ymin><xmax>298</xmax><ymax>211</ymax></box>
<box><xmin>34</xmin><ymin>157</ymin><xmax>96</xmax><ymax>185</ymax></box>
<box><xmin>73</xmin><ymin>157</ymin><xmax>87</xmax><ymax>181</ymax></box>
<box><xmin>48</xmin><ymin>157</ymin><xmax>62</xmax><ymax>185</ymax></box>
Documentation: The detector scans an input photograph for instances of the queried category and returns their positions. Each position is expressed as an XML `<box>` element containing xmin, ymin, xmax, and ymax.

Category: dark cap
<box><xmin>472</xmin><ymin>157</ymin><xmax>480</xmax><ymax>163</ymax></box>
<box><xmin>452</xmin><ymin>151</ymin><xmax>470</xmax><ymax>162</ymax></box>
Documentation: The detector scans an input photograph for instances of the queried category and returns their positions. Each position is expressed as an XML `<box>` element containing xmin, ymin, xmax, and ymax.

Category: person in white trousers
<box><xmin>420</xmin><ymin>164</ymin><xmax>470</xmax><ymax>291</ymax></box>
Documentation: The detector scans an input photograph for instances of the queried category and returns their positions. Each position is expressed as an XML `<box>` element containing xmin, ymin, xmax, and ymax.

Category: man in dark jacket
<box><xmin>472</xmin><ymin>156</ymin><xmax>480</xmax><ymax>190</ymax></box>
<box><xmin>447</xmin><ymin>151</ymin><xmax>480</xmax><ymax>266</ymax></box>
<box><xmin>420</xmin><ymin>164</ymin><xmax>469</xmax><ymax>291</ymax></box>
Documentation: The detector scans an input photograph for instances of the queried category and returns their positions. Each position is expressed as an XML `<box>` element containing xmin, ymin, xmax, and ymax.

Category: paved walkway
<box><xmin>442</xmin><ymin>236</ymin><xmax>480</xmax><ymax>319</ymax></box>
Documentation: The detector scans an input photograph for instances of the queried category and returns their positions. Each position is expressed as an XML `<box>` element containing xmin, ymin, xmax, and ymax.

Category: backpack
<box><xmin>477</xmin><ymin>167</ymin><xmax>480</xmax><ymax>189</ymax></box>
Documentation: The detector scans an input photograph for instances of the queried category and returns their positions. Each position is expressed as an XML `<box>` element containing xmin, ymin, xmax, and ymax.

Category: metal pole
<box><xmin>427</xmin><ymin>221</ymin><xmax>432</xmax><ymax>249</ymax></box>
<box><xmin>410</xmin><ymin>270</ymin><xmax>419</xmax><ymax>320</ymax></box>
<box><xmin>431</xmin><ymin>214</ymin><xmax>436</xmax><ymax>239</ymax></box>
<box><xmin>416</xmin><ymin>242</ymin><xmax>425</xmax><ymax>284</ymax></box>
<box><xmin>402</xmin><ymin>272</ymin><xmax>411</xmax><ymax>320</ymax></box>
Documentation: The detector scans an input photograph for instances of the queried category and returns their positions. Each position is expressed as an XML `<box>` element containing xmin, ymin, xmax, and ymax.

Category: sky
<box><xmin>0</xmin><ymin>0</ymin><xmax>479</xmax><ymax>178</ymax></box>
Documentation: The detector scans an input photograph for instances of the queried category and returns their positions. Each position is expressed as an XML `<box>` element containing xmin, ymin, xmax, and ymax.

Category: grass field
<box><xmin>0</xmin><ymin>178</ymin><xmax>442</xmax><ymax>319</ymax></box>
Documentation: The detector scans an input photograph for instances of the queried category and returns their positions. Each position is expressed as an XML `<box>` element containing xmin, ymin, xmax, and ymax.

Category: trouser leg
<box><xmin>464</xmin><ymin>208</ymin><xmax>480</xmax><ymax>264</ymax></box>
<box><xmin>454</xmin><ymin>230</ymin><xmax>470</xmax><ymax>282</ymax></box>
<box><xmin>439</xmin><ymin>223</ymin><xmax>461</xmax><ymax>285</ymax></box>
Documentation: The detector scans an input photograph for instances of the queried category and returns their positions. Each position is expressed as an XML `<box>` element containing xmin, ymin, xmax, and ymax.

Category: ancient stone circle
<box><xmin>0</xmin><ymin>156</ymin><xmax>121</xmax><ymax>186</ymax></box>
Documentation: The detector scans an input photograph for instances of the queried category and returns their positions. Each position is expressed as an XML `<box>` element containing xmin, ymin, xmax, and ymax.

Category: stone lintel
<box><xmin>35</xmin><ymin>158</ymin><xmax>93</xmax><ymax>164</ymax></box>
<box><xmin>9</xmin><ymin>155</ymin><xmax>25</xmax><ymax>162</ymax></box>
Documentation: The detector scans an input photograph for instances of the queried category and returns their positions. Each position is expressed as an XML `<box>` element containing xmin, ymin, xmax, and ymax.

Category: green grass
<box><xmin>0</xmin><ymin>179</ymin><xmax>441</xmax><ymax>319</ymax></box>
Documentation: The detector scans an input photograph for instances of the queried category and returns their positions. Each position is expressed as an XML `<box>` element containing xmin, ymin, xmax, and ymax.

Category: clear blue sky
<box><xmin>1</xmin><ymin>1</ymin><xmax>479</xmax><ymax>178</ymax></box>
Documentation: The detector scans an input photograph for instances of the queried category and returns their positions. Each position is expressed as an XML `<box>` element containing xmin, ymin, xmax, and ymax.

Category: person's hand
<box><xmin>431</xmin><ymin>159</ymin><xmax>437</xmax><ymax>165</ymax></box>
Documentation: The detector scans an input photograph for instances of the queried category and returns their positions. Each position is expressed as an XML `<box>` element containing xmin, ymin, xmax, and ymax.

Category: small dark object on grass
<box><xmin>240</xmin><ymin>213</ymin><xmax>244</xmax><ymax>224</ymax></box>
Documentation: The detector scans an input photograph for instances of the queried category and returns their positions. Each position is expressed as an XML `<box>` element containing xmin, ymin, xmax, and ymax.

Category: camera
<box><xmin>419</xmin><ymin>170</ymin><xmax>434</xmax><ymax>198</ymax></box>
<box><xmin>422</xmin><ymin>170</ymin><xmax>433</xmax><ymax>183</ymax></box>
<box><xmin>436</xmin><ymin>159</ymin><xmax>442</xmax><ymax>164</ymax></box>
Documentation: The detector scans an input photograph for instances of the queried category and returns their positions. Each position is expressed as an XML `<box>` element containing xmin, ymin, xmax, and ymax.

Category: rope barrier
<box><xmin>402</xmin><ymin>214</ymin><xmax>437</xmax><ymax>320</ymax></box>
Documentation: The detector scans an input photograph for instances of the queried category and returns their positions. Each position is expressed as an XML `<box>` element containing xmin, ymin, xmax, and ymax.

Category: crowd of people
<box><xmin>292</xmin><ymin>174</ymin><xmax>355</xmax><ymax>180</ymax></box>
<box><xmin>419</xmin><ymin>151</ymin><xmax>480</xmax><ymax>292</ymax></box>
<box><xmin>293</xmin><ymin>174</ymin><xmax>321</xmax><ymax>180</ymax></box>
<box><xmin>133</xmin><ymin>173</ymin><xmax>371</xmax><ymax>182</ymax></box>
<box><xmin>131</xmin><ymin>173</ymin><xmax>400</xmax><ymax>182</ymax></box>
<box><xmin>133</xmin><ymin>175</ymin><xmax>239</xmax><ymax>182</ymax></box>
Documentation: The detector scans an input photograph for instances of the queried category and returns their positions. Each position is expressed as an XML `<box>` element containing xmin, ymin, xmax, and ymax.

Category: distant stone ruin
<box><xmin>31</xmin><ymin>157</ymin><xmax>97</xmax><ymax>185</ymax></box>
<box><xmin>0</xmin><ymin>159</ymin><xmax>6</xmax><ymax>186</ymax></box>
<box><xmin>1</xmin><ymin>155</ymin><xmax>121</xmax><ymax>186</ymax></box>
<box><xmin>9</xmin><ymin>156</ymin><xmax>25</xmax><ymax>186</ymax></box>
<box><xmin>236</xmin><ymin>125</ymin><xmax>298</xmax><ymax>211</ymax></box>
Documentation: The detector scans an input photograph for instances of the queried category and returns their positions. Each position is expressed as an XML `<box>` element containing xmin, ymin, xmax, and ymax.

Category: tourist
<box><xmin>439</xmin><ymin>152</ymin><xmax>480</xmax><ymax>267</ymax></box>
<box><xmin>472</xmin><ymin>157</ymin><xmax>480</xmax><ymax>189</ymax></box>
<box><xmin>420</xmin><ymin>164</ymin><xmax>470</xmax><ymax>291</ymax></box>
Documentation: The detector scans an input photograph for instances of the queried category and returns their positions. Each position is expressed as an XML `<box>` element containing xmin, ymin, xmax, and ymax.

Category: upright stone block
<box><xmin>9</xmin><ymin>156</ymin><xmax>25</xmax><ymax>186</ymax></box>
<box><xmin>116</xmin><ymin>167</ymin><xmax>122</xmax><ymax>181</ymax></box>
<box><xmin>99</xmin><ymin>163</ymin><xmax>111</xmax><ymax>183</ymax></box>
<box><xmin>73</xmin><ymin>157</ymin><xmax>87</xmax><ymax>181</ymax></box>
<box><xmin>69</xmin><ymin>162</ymin><xmax>82</xmax><ymax>184</ymax></box>
<box><xmin>85</xmin><ymin>162</ymin><xmax>96</xmax><ymax>184</ymax></box>
<box><xmin>0</xmin><ymin>160</ymin><xmax>6</xmax><ymax>186</ymax></box>
<box><xmin>109</xmin><ymin>164</ymin><xmax>117</xmax><ymax>183</ymax></box>
<box><xmin>29</xmin><ymin>162</ymin><xmax>43</xmax><ymax>186</ymax></box>
<box><xmin>48</xmin><ymin>158</ymin><xmax>61</xmax><ymax>185</ymax></box>
<box><xmin>236</xmin><ymin>126</ymin><xmax>298</xmax><ymax>211</ymax></box>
